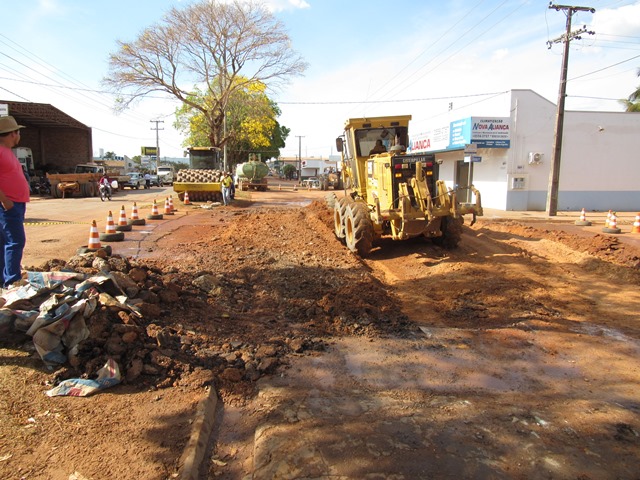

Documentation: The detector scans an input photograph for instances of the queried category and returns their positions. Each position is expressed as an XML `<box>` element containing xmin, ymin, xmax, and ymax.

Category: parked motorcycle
<box><xmin>30</xmin><ymin>177</ymin><xmax>52</xmax><ymax>196</ymax></box>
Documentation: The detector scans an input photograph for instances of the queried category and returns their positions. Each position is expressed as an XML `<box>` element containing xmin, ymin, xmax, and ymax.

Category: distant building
<box><xmin>92</xmin><ymin>156</ymin><xmax>135</xmax><ymax>173</ymax></box>
<box><xmin>1</xmin><ymin>100</ymin><xmax>92</xmax><ymax>174</ymax></box>
<box><xmin>277</xmin><ymin>156</ymin><xmax>339</xmax><ymax>179</ymax></box>
<box><xmin>407</xmin><ymin>89</ymin><xmax>639</xmax><ymax>211</ymax></box>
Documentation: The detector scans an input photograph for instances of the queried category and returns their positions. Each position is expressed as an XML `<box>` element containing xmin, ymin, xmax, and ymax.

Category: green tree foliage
<box><xmin>282</xmin><ymin>163</ymin><xmax>296</xmax><ymax>180</ymax></box>
<box><xmin>104</xmin><ymin>0</ymin><xmax>307</xmax><ymax>149</ymax></box>
<box><xmin>619</xmin><ymin>67</ymin><xmax>640</xmax><ymax>112</ymax></box>
<box><xmin>168</xmin><ymin>160</ymin><xmax>190</xmax><ymax>171</ymax></box>
<box><xmin>174</xmin><ymin>79</ymin><xmax>290</xmax><ymax>167</ymax></box>
<box><xmin>129</xmin><ymin>155</ymin><xmax>142</xmax><ymax>169</ymax></box>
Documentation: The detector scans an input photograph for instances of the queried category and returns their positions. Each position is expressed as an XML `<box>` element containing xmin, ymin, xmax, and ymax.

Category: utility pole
<box><xmin>296</xmin><ymin>135</ymin><xmax>305</xmax><ymax>181</ymax></box>
<box><xmin>546</xmin><ymin>3</ymin><xmax>595</xmax><ymax>216</ymax></box>
<box><xmin>150</xmin><ymin>119</ymin><xmax>164</xmax><ymax>171</ymax></box>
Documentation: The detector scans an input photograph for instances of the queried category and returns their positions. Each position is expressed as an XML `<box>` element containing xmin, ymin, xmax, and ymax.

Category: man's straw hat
<box><xmin>0</xmin><ymin>116</ymin><xmax>25</xmax><ymax>134</ymax></box>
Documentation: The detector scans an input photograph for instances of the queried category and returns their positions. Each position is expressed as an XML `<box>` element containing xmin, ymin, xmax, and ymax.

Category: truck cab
<box><xmin>336</xmin><ymin>115</ymin><xmax>411</xmax><ymax>200</ymax></box>
<box><xmin>12</xmin><ymin>147</ymin><xmax>35</xmax><ymax>174</ymax></box>
<box><xmin>156</xmin><ymin>165</ymin><xmax>176</xmax><ymax>185</ymax></box>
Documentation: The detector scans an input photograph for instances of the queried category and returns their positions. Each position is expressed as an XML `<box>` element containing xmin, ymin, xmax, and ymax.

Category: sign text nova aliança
<box><xmin>408</xmin><ymin>116</ymin><xmax>511</xmax><ymax>153</ymax></box>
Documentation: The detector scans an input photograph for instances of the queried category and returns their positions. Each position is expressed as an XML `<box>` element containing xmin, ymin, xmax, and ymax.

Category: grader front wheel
<box><xmin>334</xmin><ymin>196</ymin><xmax>347</xmax><ymax>240</ymax></box>
<box><xmin>432</xmin><ymin>216</ymin><xmax>463</xmax><ymax>249</ymax></box>
<box><xmin>345</xmin><ymin>202</ymin><xmax>373</xmax><ymax>257</ymax></box>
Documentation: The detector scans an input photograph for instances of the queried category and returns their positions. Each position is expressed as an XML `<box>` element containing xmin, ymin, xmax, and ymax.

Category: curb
<box><xmin>178</xmin><ymin>385</ymin><xmax>219</xmax><ymax>480</ymax></box>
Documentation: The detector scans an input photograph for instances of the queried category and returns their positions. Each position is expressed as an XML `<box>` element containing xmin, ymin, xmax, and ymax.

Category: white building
<box><xmin>409</xmin><ymin>89</ymin><xmax>639</xmax><ymax>212</ymax></box>
<box><xmin>278</xmin><ymin>156</ymin><xmax>339</xmax><ymax>179</ymax></box>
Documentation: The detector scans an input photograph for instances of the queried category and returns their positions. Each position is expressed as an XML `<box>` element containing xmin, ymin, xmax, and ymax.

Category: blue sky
<box><xmin>2</xmin><ymin>0</ymin><xmax>639</xmax><ymax>160</ymax></box>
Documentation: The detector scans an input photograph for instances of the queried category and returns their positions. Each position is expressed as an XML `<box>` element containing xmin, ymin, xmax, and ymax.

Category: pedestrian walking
<box><xmin>221</xmin><ymin>171</ymin><xmax>233</xmax><ymax>206</ymax></box>
<box><xmin>0</xmin><ymin>116</ymin><xmax>30</xmax><ymax>287</ymax></box>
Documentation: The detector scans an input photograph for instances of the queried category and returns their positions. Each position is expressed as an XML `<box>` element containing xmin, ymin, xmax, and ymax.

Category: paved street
<box><xmin>23</xmin><ymin>185</ymin><xmax>177</xmax><ymax>266</ymax></box>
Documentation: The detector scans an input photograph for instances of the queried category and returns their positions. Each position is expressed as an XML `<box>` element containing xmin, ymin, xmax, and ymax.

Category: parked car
<box><xmin>301</xmin><ymin>178</ymin><xmax>321</xmax><ymax>189</ymax></box>
<box><xmin>121</xmin><ymin>172</ymin><xmax>144</xmax><ymax>189</ymax></box>
<box><xmin>149</xmin><ymin>174</ymin><xmax>160</xmax><ymax>187</ymax></box>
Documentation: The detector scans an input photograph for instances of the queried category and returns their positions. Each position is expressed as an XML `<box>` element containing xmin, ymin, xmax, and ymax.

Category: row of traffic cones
<box><xmin>574</xmin><ymin>208</ymin><xmax>640</xmax><ymax>234</ymax></box>
<box><xmin>86</xmin><ymin>197</ymin><xmax>179</xmax><ymax>251</ymax></box>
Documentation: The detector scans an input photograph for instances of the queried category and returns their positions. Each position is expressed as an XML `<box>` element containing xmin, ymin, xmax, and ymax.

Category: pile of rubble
<box><xmin>2</xmin><ymin>222</ymin><xmax>411</xmax><ymax>398</ymax></box>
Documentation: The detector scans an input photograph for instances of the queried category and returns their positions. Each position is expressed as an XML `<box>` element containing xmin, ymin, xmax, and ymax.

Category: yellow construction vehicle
<box><xmin>172</xmin><ymin>147</ymin><xmax>223</xmax><ymax>202</ymax></box>
<box><xmin>333</xmin><ymin>115</ymin><xmax>482</xmax><ymax>257</ymax></box>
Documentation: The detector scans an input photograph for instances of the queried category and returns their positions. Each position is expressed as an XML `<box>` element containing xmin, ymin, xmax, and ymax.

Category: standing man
<box><xmin>0</xmin><ymin>116</ymin><xmax>29</xmax><ymax>288</ymax></box>
<box><xmin>221</xmin><ymin>171</ymin><xmax>233</xmax><ymax>206</ymax></box>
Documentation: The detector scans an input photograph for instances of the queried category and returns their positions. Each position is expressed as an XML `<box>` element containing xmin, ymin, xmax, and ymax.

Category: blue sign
<box><xmin>449</xmin><ymin>118</ymin><xmax>471</xmax><ymax>148</ymax></box>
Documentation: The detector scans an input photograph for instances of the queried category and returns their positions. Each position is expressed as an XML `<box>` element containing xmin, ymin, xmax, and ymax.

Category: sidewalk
<box><xmin>478</xmin><ymin>208</ymin><xmax>640</xmax><ymax>248</ymax></box>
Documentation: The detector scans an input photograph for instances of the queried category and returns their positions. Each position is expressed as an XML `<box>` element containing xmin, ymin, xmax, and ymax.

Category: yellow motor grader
<box><xmin>333</xmin><ymin>115</ymin><xmax>483</xmax><ymax>257</ymax></box>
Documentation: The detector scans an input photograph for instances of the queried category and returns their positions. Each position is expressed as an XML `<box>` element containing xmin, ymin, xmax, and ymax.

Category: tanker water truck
<box><xmin>235</xmin><ymin>154</ymin><xmax>269</xmax><ymax>191</ymax></box>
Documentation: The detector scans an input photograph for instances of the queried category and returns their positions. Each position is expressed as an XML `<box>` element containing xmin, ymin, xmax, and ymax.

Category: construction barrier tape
<box><xmin>25</xmin><ymin>221</ymin><xmax>91</xmax><ymax>226</ymax></box>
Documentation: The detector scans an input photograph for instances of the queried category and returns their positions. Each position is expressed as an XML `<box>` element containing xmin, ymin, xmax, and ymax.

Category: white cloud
<box><xmin>592</xmin><ymin>3</ymin><xmax>640</xmax><ymax>36</ymax></box>
<box><xmin>491</xmin><ymin>48</ymin><xmax>509</xmax><ymax>62</ymax></box>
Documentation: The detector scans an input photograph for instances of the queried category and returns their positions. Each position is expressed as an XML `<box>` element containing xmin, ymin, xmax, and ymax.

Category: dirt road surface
<box><xmin>1</xmin><ymin>183</ymin><xmax>639</xmax><ymax>479</ymax></box>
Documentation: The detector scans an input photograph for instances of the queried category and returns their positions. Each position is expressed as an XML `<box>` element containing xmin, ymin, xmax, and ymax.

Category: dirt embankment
<box><xmin>1</xmin><ymin>198</ymin><xmax>639</xmax><ymax>479</ymax></box>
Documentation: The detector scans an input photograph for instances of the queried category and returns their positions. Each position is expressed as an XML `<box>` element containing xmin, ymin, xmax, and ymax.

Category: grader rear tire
<box><xmin>432</xmin><ymin>216</ymin><xmax>463</xmax><ymax>249</ymax></box>
<box><xmin>344</xmin><ymin>201</ymin><xmax>373</xmax><ymax>257</ymax></box>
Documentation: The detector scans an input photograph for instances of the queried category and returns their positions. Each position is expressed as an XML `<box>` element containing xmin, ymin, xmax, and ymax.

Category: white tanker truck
<box><xmin>235</xmin><ymin>154</ymin><xmax>269</xmax><ymax>191</ymax></box>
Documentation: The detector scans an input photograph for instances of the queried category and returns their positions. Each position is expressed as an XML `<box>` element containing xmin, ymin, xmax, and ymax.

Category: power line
<box><xmin>0</xmin><ymin>34</ymin><xmax>159</xmax><ymax>125</ymax></box>
<box><xmin>383</xmin><ymin>0</ymin><xmax>528</xmax><ymax>102</ymax></box>
<box><xmin>567</xmin><ymin>94</ymin><xmax>626</xmax><ymax>101</ymax></box>
<box><xmin>279</xmin><ymin>91</ymin><xmax>508</xmax><ymax>105</ymax></box>
<box><xmin>361</xmin><ymin>0</ymin><xmax>487</xmax><ymax>105</ymax></box>
<box><xmin>0</xmin><ymin>85</ymin><xmax>30</xmax><ymax>101</ymax></box>
<box><xmin>569</xmin><ymin>53</ymin><xmax>640</xmax><ymax>80</ymax></box>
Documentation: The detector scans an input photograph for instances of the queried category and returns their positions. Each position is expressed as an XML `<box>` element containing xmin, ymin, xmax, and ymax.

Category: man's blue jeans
<box><xmin>222</xmin><ymin>186</ymin><xmax>231</xmax><ymax>206</ymax></box>
<box><xmin>0</xmin><ymin>202</ymin><xmax>26</xmax><ymax>287</ymax></box>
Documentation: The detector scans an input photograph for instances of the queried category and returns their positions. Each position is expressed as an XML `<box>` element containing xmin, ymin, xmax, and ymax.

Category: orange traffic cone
<box><xmin>575</xmin><ymin>208</ymin><xmax>591</xmax><ymax>226</ymax></box>
<box><xmin>105</xmin><ymin>211</ymin><xmax>116</xmax><ymax>234</ymax></box>
<box><xmin>100</xmin><ymin>211</ymin><xmax>125</xmax><ymax>241</ymax></box>
<box><xmin>147</xmin><ymin>200</ymin><xmax>163</xmax><ymax>220</ymax></box>
<box><xmin>116</xmin><ymin>205</ymin><xmax>132</xmax><ymax>232</ymax></box>
<box><xmin>163</xmin><ymin>197</ymin><xmax>174</xmax><ymax>215</ymax></box>
<box><xmin>631</xmin><ymin>213</ymin><xmax>640</xmax><ymax>234</ymax></box>
<box><xmin>183</xmin><ymin>191</ymin><xmax>191</xmax><ymax>205</ymax></box>
<box><xmin>129</xmin><ymin>202</ymin><xmax>146</xmax><ymax>226</ymax></box>
<box><xmin>605</xmin><ymin>210</ymin><xmax>612</xmax><ymax>228</ymax></box>
<box><xmin>602</xmin><ymin>211</ymin><xmax>621</xmax><ymax>234</ymax></box>
<box><xmin>87</xmin><ymin>220</ymin><xmax>101</xmax><ymax>250</ymax></box>
<box><xmin>169</xmin><ymin>195</ymin><xmax>176</xmax><ymax>212</ymax></box>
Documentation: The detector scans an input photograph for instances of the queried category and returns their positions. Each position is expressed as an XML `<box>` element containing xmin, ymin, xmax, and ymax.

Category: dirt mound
<box><xmin>6</xmin><ymin>200</ymin><xmax>409</xmax><ymax>401</ymax></box>
<box><xmin>479</xmin><ymin>220</ymin><xmax>640</xmax><ymax>269</ymax></box>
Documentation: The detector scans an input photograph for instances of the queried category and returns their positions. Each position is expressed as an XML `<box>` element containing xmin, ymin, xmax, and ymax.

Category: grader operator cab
<box><xmin>333</xmin><ymin>115</ymin><xmax>482</xmax><ymax>257</ymax></box>
<box><xmin>172</xmin><ymin>147</ymin><xmax>224</xmax><ymax>202</ymax></box>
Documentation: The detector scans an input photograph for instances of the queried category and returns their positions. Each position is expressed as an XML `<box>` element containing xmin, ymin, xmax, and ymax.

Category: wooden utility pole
<box><xmin>546</xmin><ymin>3</ymin><xmax>595</xmax><ymax>215</ymax></box>
<box><xmin>296</xmin><ymin>135</ymin><xmax>305</xmax><ymax>180</ymax></box>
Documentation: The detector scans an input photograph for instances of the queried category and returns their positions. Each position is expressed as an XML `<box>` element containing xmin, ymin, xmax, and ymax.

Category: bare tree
<box><xmin>104</xmin><ymin>0</ymin><xmax>307</xmax><ymax>148</ymax></box>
